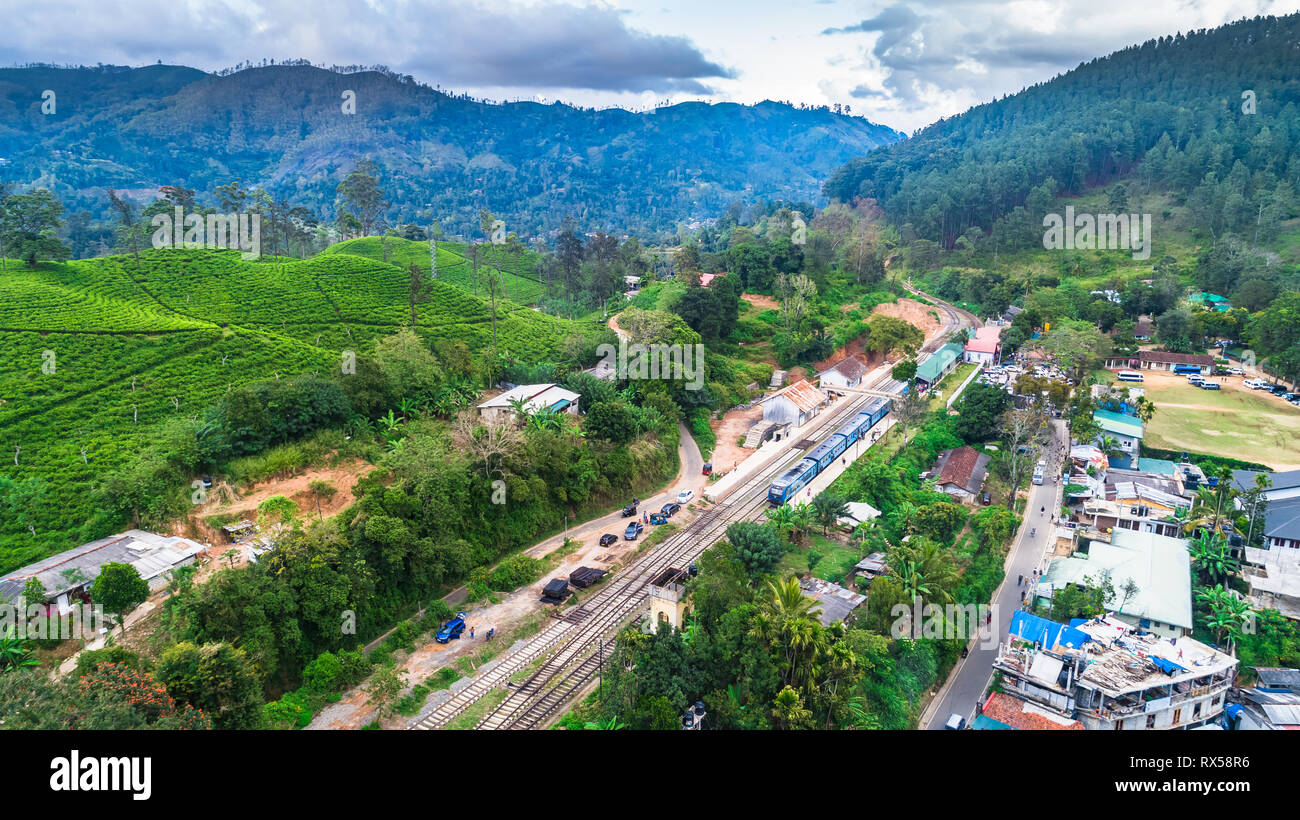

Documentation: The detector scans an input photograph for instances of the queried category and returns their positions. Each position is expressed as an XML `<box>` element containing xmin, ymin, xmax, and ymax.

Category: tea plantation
<box><xmin>0</xmin><ymin>247</ymin><xmax>592</xmax><ymax>573</ymax></box>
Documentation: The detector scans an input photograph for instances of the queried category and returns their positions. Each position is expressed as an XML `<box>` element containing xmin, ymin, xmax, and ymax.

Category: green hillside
<box><xmin>0</xmin><ymin>63</ymin><xmax>903</xmax><ymax>240</ymax></box>
<box><xmin>320</xmin><ymin>236</ymin><xmax>547</xmax><ymax>305</ymax></box>
<box><xmin>0</xmin><ymin>248</ymin><xmax>596</xmax><ymax>573</ymax></box>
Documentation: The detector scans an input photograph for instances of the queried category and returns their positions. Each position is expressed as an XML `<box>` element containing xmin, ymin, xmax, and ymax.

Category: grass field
<box><xmin>1128</xmin><ymin>375</ymin><xmax>1300</xmax><ymax>469</ymax></box>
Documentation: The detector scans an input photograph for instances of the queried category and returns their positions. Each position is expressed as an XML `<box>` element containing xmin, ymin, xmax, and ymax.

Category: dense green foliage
<box><xmin>826</xmin><ymin>15</ymin><xmax>1300</xmax><ymax>249</ymax></box>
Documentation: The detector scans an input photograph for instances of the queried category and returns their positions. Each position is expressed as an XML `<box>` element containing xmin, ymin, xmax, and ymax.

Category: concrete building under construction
<box><xmin>990</xmin><ymin>611</ymin><xmax>1237</xmax><ymax>730</ymax></box>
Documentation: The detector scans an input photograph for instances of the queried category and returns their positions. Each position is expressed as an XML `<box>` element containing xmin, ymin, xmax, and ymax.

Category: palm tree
<box><xmin>845</xmin><ymin>695</ymin><xmax>881</xmax><ymax>730</ymax></box>
<box><xmin>506</xmin><ymin>396</ymin><xmax>530</xmax><ymax>425</ymax></box>
<box><xmin>765</xmin><ymin>505</ymin><xmax>798</xmax><ymax>542</ymax></box>
<box><xmin>771</xmin><ymin>685</ymin><xmax>813</xmax><ymax>730</ymax></box>
<box><xmin>1097</xmin><ymin>434</ymin><xmax>1123</xmax><ymax>461</ymax></box>
<box><xmin>1134</xmin><ymin>396</ymin><xmax>1157</xmax><ymax>424</ymax></box>
<box><xmin>812</xmin><ymin>492</ymin><xmax>849</xmax><ymax>535</ymax></box>
<box><xmin>764</xmin><ymin>577</ymin><xmax>820</xmax><ymax>619</ymax></box>
<box><xmin>889</xmin><ymin>500</ymin><xmax>919</xmax><ymax>535</ymax></box>
<box><xmin>1195</xmin><ymin>584</ymin><xmax>1251</xmax><ymax>647</ymax></box>
<box><xmin>896</xmin><ymin>559</ymin><xmax>932</xmax><ymax>604</ymax></box>
<box><xmin>791</xmin><ymin>502</ymin><xmax>815</xmax><ymax>544</ymax></box>
<box><xmin>1189</xmin><ymin>530</ymin><xmax>1239</xmax><ymax>585</ymax></box>
<box><xmin>1185</xmin><ymin>480</ymin><xmax>1237</xmax><ymax>535</ymax></box>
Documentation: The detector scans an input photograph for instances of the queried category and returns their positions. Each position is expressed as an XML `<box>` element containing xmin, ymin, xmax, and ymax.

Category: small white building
<box><xmin>838</xmin><ymin>501</ymin><xmax>881</xmax><ymax>529</ymax></box>
<box><xmin>817</xmin><ymin>356</ymin><xmax>870</xmax><ymax>393</ymax></box>
<box><xmin>477</xmin><ymin>383</ymin><xmax>581</xmax><ymax>424</ymax></box>
<box><xmin>761</xmin><ymin>380</ymin><xmax>829</xmax><ymax>427</ymax></box>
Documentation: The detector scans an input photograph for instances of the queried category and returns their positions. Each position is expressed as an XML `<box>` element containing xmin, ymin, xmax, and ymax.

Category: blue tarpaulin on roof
<box><xmin>1151</xmin><ymin>656</ymin><xmax>1187</xmax><ymax>675</ymax></box>
<box><xmin>1008</xmin><ymin>610</ymin><xmax>1091</xmax><ymax>649</ymax></box>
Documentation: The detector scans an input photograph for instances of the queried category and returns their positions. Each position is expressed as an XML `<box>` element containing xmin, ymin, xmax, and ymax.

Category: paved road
<box><xmin>922</xmin><ymin>418</ymin><xmax>1067</xmax><ymax>729</ymax></box>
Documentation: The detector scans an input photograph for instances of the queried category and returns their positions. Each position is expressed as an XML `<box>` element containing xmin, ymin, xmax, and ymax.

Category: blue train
<box><xmin>767</xmin><ymin>397</ymin><xmax>892</xmax><ymax>505</ymax></box>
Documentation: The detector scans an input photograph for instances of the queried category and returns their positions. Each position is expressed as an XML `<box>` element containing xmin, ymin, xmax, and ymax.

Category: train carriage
<box><xmin>806</xmin><ymin>434</ymin><xmax>847</xmax><ymax>472</ymax></box>
<box><xmin>767</xmin><ymin>458</ymin><xmax>819</xmax><ymax>505</ymax></box>
<box><xmin>834</xmin><ymin>412</ymin><xmax>874</xmax><ymax>446</ymax></box>
<box><xmin>766</xmin><ymin>396</ymin><xmax>895</xmax><ymax>506</ymax></box>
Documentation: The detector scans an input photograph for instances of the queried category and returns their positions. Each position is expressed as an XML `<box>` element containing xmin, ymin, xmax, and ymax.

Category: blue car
<box><xmin>625</xmin><ymin>521</ymin><xmax>644</xmax><ymax>540</ymax></box>
<box><xmin>435</xmin><ymin>612</ymin><xmax>467</xmax><ymax>644</ymax></box>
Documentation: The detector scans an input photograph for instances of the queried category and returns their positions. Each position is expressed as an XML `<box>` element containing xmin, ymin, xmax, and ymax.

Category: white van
<box><xmin>1244</xmin><ymin>378</ymin><xmax>1267</xmax><ymax>389</ymax></box>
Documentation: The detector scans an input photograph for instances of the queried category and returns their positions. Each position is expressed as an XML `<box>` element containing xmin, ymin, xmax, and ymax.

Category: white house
<box><xmin>477</xmin><ymin>383</ymin><xmax>580</xmax><ymax>424</ymax></box>
<box><xmin>761</xmin><ymin>380</ymin><xmax>829</xmax><ymax>427</ymax></box>
<box><xmin>816</xmin><ymin>356</ymin><xmax>870</xmax><ymax>394</ymax></box>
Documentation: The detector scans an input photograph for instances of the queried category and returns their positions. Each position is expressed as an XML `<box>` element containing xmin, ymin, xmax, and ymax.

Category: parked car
<box><xmin>676</xmin><ymin>489</ymin><xmax>695</xmax><ymax>505</ymax></box>
<box><xmin>981</xmin><ymin>492</ymin><xmax>991</xmax><ymax>506</ymax></box>
<box><xmin>1272</xmin><ymin>384</ymin><xmax>1290</xmax><ymax>395</ymax></box>
<box><xmin>1187</xmin><ymin>374</ymin><xmax>1204</xmax><ymax>384</ymax></box>
<box><xmin>1200</xmin><ymin>382</ymin><xmax>1221</xmax><ymax>390</ymax></box>
<box><xmin>599</xmin><ymin>533</ymin><xmax>617</xmax><ymax>548</ymax></box>
<box><xmin>702</xmin><ymin>462</ymin><xmax>713</xmax><ymax>476</ymax></box>
<box><xmin>1285</xmin><ymin>393</ymin><xmax>1299</xmax><ymax>401</ymax></box>
<box><xmin>648</xmin><ymin>512</ymin><xmax>668</xmax><ymax>525</ymax></box>
<box><xmin>624</xmin><ymin>521</ymin><xmax>644</xmax><ymax>540</ymax></box>
<box><xmin>945</xmin><ymin>713</ymin><xmax>967</xmax><ymax>730</ymax></box>
<box><xmin>621</xmin><ymin>503</ymin><xmax>637</xmax><ymax>517</ymax></box>
<box><xmin>435</xmin><ymin>613</ymin><xmax>467</xmax><ymax>644</ymax></box>
<box><xmin>661</xmin><ymin>502</ymin><xmax>681</xmax><ymax>517</ymax></box>
<box><xmin>1227</xmin><ymin>367</ymin><xmax>1244</xmax><ymax>375</ymax></box>
<box><xmin>1244</xmin><ymin>378</ymin><xmax>1267</xmax><ymax>389</ymax></box>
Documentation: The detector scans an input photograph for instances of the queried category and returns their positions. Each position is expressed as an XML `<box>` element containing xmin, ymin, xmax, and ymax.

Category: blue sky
<box><xmin>3</xmin><ymin>0</ymin><xmax>1297</xmax><ymax>132</ymax></box>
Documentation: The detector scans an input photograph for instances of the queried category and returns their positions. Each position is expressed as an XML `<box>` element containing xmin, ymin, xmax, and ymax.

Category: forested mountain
<box><xmin>0</xmin><ymin>63</ymin><xmax>902</xmax><ymax>242</ymax></box>
<box><xmin>824</xmin><ymin>14</ymin><xmax>1300</xmax><ymax>249</ymax></box>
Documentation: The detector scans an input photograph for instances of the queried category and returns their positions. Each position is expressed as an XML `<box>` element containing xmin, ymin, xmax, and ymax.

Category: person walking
<box><xmin>1017</xmin><ymin>574</ymin><xmax>1023</xmax><ymax>586</ymax></box>
<box><xmin>470</xmin><ymin>625</ymin><xmax>475</xmax><ymax>639</ymax></box>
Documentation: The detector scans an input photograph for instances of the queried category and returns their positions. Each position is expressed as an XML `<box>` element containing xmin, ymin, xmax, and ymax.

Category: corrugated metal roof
<box><xmin>0</xmin><ymin>530</ymin><xmax>205</xmax><ymax>605</ymax></box>
<box><xmin>766</xmin><ymin>380</ymin><xmax>827</xmax><ymax>413</ymax></box>
<box><xmin>916</xmin><ymin>344</ymin><xmax>963</xmax><ymax>382</ymax></box>
<box><xmin>964</xmin><ymin>326</ymin><xmax>1002</xmax><ymax>354</ymax></box>
<box><xmin>1094</xmin><ymin>409</ymin><xmax>1143</xmax><ymax>439</ymax></box>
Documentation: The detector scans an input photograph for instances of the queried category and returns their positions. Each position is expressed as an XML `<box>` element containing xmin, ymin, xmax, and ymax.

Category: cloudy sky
<box><xmin>4</xmin><ymin>0</ymin><xmax>1298</xmax><ymax>132</ymax></box>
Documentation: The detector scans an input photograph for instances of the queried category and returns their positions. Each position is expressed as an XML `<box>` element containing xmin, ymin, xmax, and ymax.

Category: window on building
<box><xmin>1146</xmin><ymin>714</ymin><xmax>1156</xmax><ymax>728</ymax></box>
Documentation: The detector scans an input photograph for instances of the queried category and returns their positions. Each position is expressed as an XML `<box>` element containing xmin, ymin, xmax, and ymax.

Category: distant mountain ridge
<box><xmin>0</xmin><ymin>64</ymin><xmax>904</xmax><ymax>240</ymax></box>
<box><xmin>824</xmin><ymin>13</ymin><xmax>1300</xmax><ymax>247</ymax></box>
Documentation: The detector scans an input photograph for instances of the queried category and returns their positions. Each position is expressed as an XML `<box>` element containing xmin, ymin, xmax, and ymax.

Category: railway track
<box><xmin>410</xmin><ymin>290</ymin><xmax>975</xmax><ymax>731</ymax></box>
